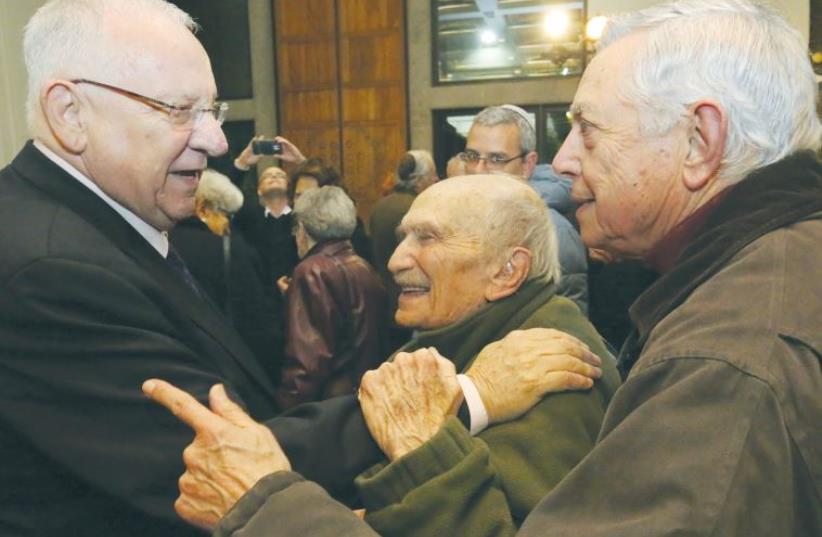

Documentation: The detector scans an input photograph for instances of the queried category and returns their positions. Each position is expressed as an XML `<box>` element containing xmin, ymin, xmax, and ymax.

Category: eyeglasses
<box><xmin>458</xmin><ymin>150</ymin><xmax>527</xmax><ymax>170</ymax></box>
<box><xmin>71</xmin><ymin>79</ymin><xmax>228</xmax><ymax>127</ymax></box>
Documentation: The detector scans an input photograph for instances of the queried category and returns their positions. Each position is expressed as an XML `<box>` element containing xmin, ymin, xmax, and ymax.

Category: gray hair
<box><xmin>197</xmin><ymin>169</ymin><xmax>243</xmax><ymax>214</ymax></box>
<box><xmin>293</xmin><ymin>186</ymin><xmax>356</xmax><ymax>242</ymax></box>
<box><xmin>23</xmin><ymin>0</ymin><xmax>197</xmax><ymax>134</ymax></box>
<box><xmin>473</xmin><ymin>105</ymin><xmax>537</xmax><ymax>153</ymax></box>
<box><xmin>600</xmin><ymin>0</ymin><xmax>821</xmax><ymax>186</ymax></box>
<box><xmin>395</xmin><ymin>150</ymin><xmax>436</xmax><ymax>193</ymax></box>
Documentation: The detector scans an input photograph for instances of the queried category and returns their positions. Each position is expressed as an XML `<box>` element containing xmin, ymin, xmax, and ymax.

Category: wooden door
<box><xmin>274</xmin><ymin>0</ymin><xmax>408</xmax><ymax>222</ymax></box>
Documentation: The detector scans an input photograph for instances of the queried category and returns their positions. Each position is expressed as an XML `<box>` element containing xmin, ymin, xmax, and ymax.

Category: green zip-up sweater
<box><xmin>356</xmin><ymin>277</ymin><xmax>620</xmax><ymax>536</ymax></box>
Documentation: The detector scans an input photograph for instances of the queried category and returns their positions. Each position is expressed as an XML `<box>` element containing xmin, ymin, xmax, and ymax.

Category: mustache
<box><xmin>393</xmin><ymin>272</ymin><xmax>429</xmax><ymax>288</ymax></box>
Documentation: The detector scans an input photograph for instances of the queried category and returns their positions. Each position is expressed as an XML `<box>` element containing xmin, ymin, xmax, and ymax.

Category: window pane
<box><xmin>542</xmin><ymin>108</ymin><xmax>571</xmax><ymax>162</ymax></box>
<box><xmin>170</xmin><ymin>0</ymin><xmax>253</xmax><ymax>100</ymax></box>
<box><xmin>433</xmin><ymin>0</ymin><xmax>586</xmax><ymax>84</ymax></box>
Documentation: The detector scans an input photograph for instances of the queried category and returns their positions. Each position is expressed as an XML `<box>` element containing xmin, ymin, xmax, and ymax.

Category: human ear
<box><xmin>523</xmin><ymin>151</ymin><xmax>539</xmax><ymax>179</ymax></box>
<box><xmin>41</xmin><ymin>80</ymin><xmax>88</xmax><ymax>154</ymax></box>
<box><xmin>682</xmin><ymin>100</ymin><xmax>726</xmax><ymax>191</ymax></box>
<box><xmin>485</xmin><ymin>248</ymin><xmax>531</xmax><ymax>302</ymax></box>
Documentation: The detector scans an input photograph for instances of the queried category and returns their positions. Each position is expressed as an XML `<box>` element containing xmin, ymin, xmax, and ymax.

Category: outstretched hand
<box><xmin>142</xmin><ymin>380</ymin><xmax>290</xmax><ymax>530</ymax></box>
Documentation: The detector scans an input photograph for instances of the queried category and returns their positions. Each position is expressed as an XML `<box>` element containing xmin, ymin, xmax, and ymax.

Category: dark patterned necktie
<box><xmin>166</xmin><ymin>245</ymin><xmax>202</xmax><ymax>298</ymax></box>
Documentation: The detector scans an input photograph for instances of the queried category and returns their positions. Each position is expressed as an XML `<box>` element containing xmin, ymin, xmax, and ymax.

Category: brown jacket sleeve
<box><xmin>517</xmin><ymin>356</ymin><xmax>819</xmax><ymax>536</ymax></box>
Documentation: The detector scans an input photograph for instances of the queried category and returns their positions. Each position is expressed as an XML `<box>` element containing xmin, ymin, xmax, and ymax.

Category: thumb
<box><xmin>209</xmin><ymin>384</ymin><xmax>256</xmax><ymax>426</ymax></box>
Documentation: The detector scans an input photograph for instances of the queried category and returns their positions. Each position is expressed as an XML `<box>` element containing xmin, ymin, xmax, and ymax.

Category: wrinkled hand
<box><xmin>466</xmin><ymin>328</ymin><xmax>603</xmax><ymax>425</ymax></box>
<box><xmin>142</xmin><ymin>380</ymin><xmax>290</xmax><ymax>530</ymax></box>
<box><xmin>235</xmin><ymin>135</ymin><xmax>266</xmax><ymax>170</ymax></box>
<box><xmin>273</xmin><ymin>136</ymin><xmax>306</xmax><ymax>164</ymax></box>
<box><xmin>358</xmin><ymin>348</ymin><xmax>462</xmax><ymax>461</ymax></box>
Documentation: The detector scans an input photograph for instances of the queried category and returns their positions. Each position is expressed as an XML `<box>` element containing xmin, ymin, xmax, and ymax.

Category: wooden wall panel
<box><xmin>275</xmin><ymin>0</ymin><xmax>341</xmax><ymax>172</ymax></box>
<box><xmin>339</xmin><ymin>0</ymin><xmax>407</xmax><ymax>222</ymax></box>
<box><xmin>276</xmin><ymin>0</ymin><xmax>336</xmax><ymax>36</ymax></box>
<box><xmin>274</xmin><ymin>0</ymin><xmax>407</xmax><ymax>222</ymax></box>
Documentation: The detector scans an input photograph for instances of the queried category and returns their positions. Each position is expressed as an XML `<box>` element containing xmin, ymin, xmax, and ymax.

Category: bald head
<box><xmin>389</xmin><ymin>174</ymin><xmax>560</xmax><ymax>330</ymax></box>
<box><xmin>412</xmin><ymin>175</ymin><xmax>560</xmax><ymax>282</ymax></box>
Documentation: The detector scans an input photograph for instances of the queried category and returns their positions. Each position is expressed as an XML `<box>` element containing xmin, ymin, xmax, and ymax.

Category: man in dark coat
<box><xmin>0</xmin><ymin>2</ymin><xmax>280</xmax><ymax>535</ymax></box>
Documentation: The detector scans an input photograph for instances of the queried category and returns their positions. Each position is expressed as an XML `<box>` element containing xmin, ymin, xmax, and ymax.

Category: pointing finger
<box><xmin>143</xmin><ymin>379</ymin><xmax>223</xmax><ymax>435</ymax></box>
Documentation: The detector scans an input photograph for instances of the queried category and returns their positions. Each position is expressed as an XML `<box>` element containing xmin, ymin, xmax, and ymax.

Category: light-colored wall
<box><xmin>407</xmin><ymin>0</ymin><xmax>811</xmax><ymax>151</ymax></box>
<box><xmin>0</xmin><ymin>0</ymin><xmax>44</xmax><ymax>166</ymax></box>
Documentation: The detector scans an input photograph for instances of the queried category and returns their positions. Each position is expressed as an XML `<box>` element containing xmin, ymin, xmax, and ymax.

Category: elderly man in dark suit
<box><xmin>0</xmin><ymin>1</ymin><xmax>283</xmax><ymax>534</ymax></box>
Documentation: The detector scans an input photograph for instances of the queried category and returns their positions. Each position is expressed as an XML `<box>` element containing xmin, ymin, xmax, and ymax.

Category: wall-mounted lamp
<box><xmin>543</xmin><ymin>10</ymin><xmax>571</xmax><ymax>40</ymax></box>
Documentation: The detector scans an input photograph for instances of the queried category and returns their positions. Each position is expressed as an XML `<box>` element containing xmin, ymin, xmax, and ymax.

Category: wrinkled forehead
<box><xmin>466</xmin><ymin>122</ymin><xmax>522</xmax><ymax>152</ymax></box>
<box><xmin>572</xmin><ymin>33</ymin><xmax>644</xmax><ymax>111</ymax></box>
<box><xmin>403</xmin><ymin>182</ymin><xmax>493</xmax><ymax>236</ymax></box>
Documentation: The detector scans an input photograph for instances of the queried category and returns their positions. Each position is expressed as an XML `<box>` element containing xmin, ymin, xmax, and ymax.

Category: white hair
<box><xmin>600</xmin><ymin>0</ymin><xmax>821</xmax><ymax>185</ymax></box>
<box><xmin>439</xmin><ymin>175</ymin><xmax>560</xmax><ymax>284</ymax></box>
<box><xmin>484</xmin><ymin>176</ymin><xmax>560</xmax><ymax>284</ymax></box>
<box><xmin>197</xmin><ymin>169</ymin><xmax>243</xmax><ymax>214</ymax></box>
<box><xmin>23</xmin><ymin>0</ymin><xmax>197</xmax><ymax>135</ymax></box>
<box><xmin>473</xmin><ymin>105</ymin><xmax>537</xmax><ymax>153</ymax></box>
<box><xmin>293</xmin><ymin>186</ymin><xmax>357</xmax><ymax>242</ymax></box>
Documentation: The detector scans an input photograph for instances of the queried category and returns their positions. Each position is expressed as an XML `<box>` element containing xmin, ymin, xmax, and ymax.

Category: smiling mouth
<box><xmin>398</xmin><ymin>285</ymin><xmax>430</xmax><ymax>298</ymax></box>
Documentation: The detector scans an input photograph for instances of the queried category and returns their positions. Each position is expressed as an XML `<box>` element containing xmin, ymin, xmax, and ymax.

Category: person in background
<box><xmin>369</xmin><ymin>150</ymin><xmax>438</xmax><ymax>349</ymax></box>
<box><xmin>276</xmin><ymin>186</ymin><xmax>389</xmax><ymax>410</ymax></box>
<box><xmin>170</xmin><ymin>169</ymin><xmax>283</xmax><ymax>382</ymax></box>
<box><xmin>289</xmin><ymin>157</ymin><xmax>373</xmax><ymax>264</ymax></box>
<box><xmin>457</xmin><ymin>105</ymin><xmax>589</xmax><ymax>314</ymax></box>
<box><xmin>230</xmin><ymin>136</ymin><xmax>304</xmax><ymax>285</ymax></box>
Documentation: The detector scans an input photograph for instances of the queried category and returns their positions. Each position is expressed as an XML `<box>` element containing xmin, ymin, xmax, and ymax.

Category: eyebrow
<box><xmin>395</xmin><ymin>222</ymin><xmax>443</xmax><ymax>241</ymax></box>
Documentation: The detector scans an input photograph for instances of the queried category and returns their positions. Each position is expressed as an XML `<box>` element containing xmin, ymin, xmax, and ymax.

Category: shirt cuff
<box><xmin>457</xmin><ymin>374</ymin><xmax>488</xmax><ymax>436</ymax></box>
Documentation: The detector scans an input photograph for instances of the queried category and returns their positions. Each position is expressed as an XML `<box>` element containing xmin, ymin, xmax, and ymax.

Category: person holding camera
<box><xmin>230</xmin><ymin>135</ymin><xmax>307</xmax><ymax>285</ymax></box>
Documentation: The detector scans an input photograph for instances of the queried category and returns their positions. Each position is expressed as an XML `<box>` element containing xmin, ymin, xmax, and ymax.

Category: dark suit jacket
<box><xmin>0</xmin><ymin>142</ymin><xmax>281</xmax><ymax>536</ymax></box>
<box><xmin>170</xmin><ymin>218</ymin><xmax>285</xmax><ymax>383</ymax></box>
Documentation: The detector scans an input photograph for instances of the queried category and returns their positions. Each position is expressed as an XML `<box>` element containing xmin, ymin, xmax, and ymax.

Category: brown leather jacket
<box><xmin>276</xmin><ymin>239</ymin><xmax>389</xmax><ymax>410</ymax></box>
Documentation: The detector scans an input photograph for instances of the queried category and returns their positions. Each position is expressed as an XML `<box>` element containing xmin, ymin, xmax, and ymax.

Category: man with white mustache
<box><xmin>145</xmin><ymin>174</ymin><xmax>620</xmax><ymax>532</ymax></box>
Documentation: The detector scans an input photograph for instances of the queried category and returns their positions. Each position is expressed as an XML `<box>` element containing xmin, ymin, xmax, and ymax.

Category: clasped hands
<box><xmin>143</xmin><ymin>328</ymin><xmax>602</xmax><ymax>529</ymax></box>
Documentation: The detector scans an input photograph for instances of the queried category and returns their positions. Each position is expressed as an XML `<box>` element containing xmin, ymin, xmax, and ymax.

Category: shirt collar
<box><xmin>264</xmin><ymin>204</ymin><xmax>292</xmax><ymax>219</ymax></box>
<box><xmin>33</xmin><ymin>140</ymin><xmax>169</xmax><ymax>257</ymax></box>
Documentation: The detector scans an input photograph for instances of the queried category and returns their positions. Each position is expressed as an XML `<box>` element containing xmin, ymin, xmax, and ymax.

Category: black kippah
<box><xmin>396</xmin><ymin>153</ymin><xmax>417</xmax><ymax>182</ymax></box>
